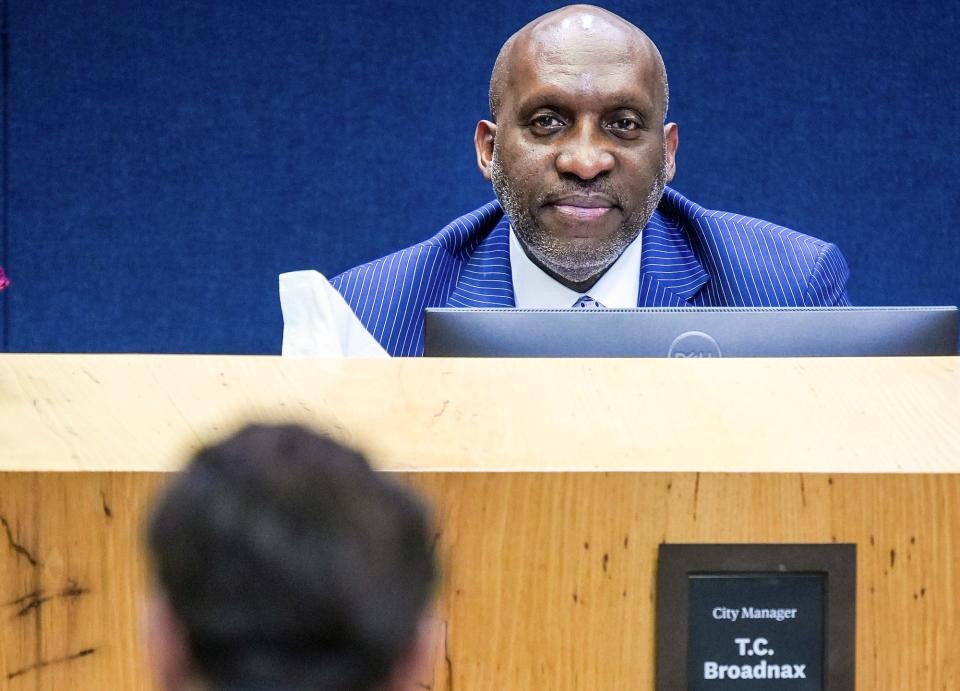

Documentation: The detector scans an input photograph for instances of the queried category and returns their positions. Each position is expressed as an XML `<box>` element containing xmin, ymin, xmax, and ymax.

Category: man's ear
<box><xmin>143</xmin><ymin>588</ymin><xmax>196</xmax><ymax>691</ymax></box>
<box><xmin>384</xmin><ymin>616</ymin><xmax>441</xmax><ymax>691</ymax></box>
<box><xmin>474</xmin><ymin>120</ymin><xmax>497</xmax><ymax>181</ymax></box>
<box><xmin>663</xmin><ymin>122</ymin><xmax>679</xmax><ymax>183</ymax></box>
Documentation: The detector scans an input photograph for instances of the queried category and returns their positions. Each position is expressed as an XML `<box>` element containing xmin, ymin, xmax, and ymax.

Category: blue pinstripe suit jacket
<box><xmin>330</xmin><ymin>187</ymin><xmax>851</xmax><ymax>356</ymax></box>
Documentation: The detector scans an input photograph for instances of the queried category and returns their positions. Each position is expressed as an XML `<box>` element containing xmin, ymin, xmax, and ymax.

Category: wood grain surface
<box><xmin>1</xmin><ymin>355</ymin><xmax>958</xmax><ymax>688</ymax></box>
<box><xmin>1</xmin><ymin>472</ymin><xmax>958</xmax><ymax>690</ymax></box>
<box><xmin>1</xmin><ymin>354</ymin><xmax>958</xmax><ymax>472</ymax></box>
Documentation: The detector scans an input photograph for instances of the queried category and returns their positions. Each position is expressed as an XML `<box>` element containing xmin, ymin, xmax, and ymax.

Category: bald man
<box><xmin>281</xmin><ymin>5</ymin><xmax>851</xmax><ymax>357</ymax></box>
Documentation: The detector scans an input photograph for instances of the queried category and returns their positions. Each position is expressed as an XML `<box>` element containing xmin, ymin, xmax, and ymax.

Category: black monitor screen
<box><xmin>423</xmin><ymin>306</ymin><xmax>959</xmax><ymax>358</ymax></box>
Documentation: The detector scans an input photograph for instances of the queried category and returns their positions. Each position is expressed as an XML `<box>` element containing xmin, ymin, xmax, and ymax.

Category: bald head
<box><xmin>489</xmin><ymin>5</ymin><xmax>669</xmax><ymax>123</ymax></box>
<box><xmin>474</xmin><ymin>3</ymin><xmax>679</xmax><ymax>291</ymax></box>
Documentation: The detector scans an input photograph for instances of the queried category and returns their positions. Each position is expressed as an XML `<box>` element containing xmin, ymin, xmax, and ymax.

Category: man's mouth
<box><xmin>546</xmin><ymin>194</ymin><xmax>618</xmax><ymax>221</ymax></box>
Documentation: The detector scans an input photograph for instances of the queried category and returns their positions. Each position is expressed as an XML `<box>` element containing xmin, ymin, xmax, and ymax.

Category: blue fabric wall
<box><xmin>1</xmin><ymin>1</ymin><xmax>957</xmax><ymax>353</ymax></box>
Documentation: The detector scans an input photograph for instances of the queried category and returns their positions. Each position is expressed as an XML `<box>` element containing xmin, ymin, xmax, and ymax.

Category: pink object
<box><xmin>0</xmin><ymin>266</ymin><xmax>9</xmax><ymax>291</ymax></box>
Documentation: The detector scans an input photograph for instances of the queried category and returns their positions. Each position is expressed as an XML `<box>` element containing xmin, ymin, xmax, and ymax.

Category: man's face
<box><xmin>479</xmin><ymin>26</ymin><xmax>677</xmax><ymax>289</ymax></box>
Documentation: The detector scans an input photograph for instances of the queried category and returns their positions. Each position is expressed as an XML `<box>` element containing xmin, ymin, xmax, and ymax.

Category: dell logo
<box><xmin>668</xmin><ymin>331</ymin><xmax>723</xmax><ymax>358</ymax></box>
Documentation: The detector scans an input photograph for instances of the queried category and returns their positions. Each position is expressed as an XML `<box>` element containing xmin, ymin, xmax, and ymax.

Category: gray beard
<box><xmin>491</xmin><ymin>154</ymin><xmax>667</xmax><ymax>286</ymax></box>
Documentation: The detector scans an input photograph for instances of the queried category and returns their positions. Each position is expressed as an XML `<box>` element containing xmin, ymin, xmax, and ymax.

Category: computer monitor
<box><xmin>423</xmin><ymin>306</ymin><xmax>959</xmax><ymax>357</ymax></box>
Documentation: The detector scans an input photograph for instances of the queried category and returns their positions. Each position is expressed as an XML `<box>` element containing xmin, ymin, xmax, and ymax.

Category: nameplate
<box><xmin>656</xmin><ymin>544</ymin><xmax>855</xmax><ymax>691</ymax></box>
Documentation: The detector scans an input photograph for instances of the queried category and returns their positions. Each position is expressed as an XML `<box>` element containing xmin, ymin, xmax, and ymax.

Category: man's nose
<box><xmin>555</xmin><ymin>124</ymin><xmax>615</xmax><ymax>180</ymax></box>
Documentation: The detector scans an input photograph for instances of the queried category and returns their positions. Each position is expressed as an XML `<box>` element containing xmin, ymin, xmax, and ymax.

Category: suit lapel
<box><xmin>445</xmin><ymin>215</ymin><xmax>515</xmax><ymax>308</ymax></box>
<box><xmin>637</xmin><ymin>208</ymin><xmax>710</xmax><ymax>307</ymax></box>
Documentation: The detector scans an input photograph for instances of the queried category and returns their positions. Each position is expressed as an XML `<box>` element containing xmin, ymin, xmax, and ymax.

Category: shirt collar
<box><xmin>509</xmin><ymin>227</ymin><xmax>643</xmax><ymax>308</ymax></box>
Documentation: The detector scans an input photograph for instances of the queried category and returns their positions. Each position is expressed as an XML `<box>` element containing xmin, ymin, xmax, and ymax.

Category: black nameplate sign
<box><xmin>656</xmin><ymin>544</ymin><xmax>855</xmax><ymax>691</ymax></box>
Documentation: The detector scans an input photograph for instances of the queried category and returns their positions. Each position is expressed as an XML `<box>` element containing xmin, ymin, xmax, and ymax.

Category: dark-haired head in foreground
<box><xmin>145</xmin><ymin>424</ymin><xmax>437</xmax><ymax>691</ymax></box>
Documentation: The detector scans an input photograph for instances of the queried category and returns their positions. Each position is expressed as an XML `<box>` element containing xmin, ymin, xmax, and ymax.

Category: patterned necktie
<box><xmin>573</xmin><ymin>295</ymin><xmax>605</xmax><ymax>309</ymax></box>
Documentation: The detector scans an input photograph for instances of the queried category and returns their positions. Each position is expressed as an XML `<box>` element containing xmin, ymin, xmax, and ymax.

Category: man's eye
<box><xmin>530</xmin><ymin>114</ymin><xmax>564</xmax><ymax>130</ymax></box>
<box><xmin>608</xmin><ymin>118</ymin><xmax>640</xmax><ymax>131</ymax></box>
